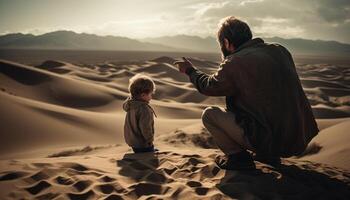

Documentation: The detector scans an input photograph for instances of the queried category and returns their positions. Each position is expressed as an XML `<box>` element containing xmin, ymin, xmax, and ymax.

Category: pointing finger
<box><xmin>182</xmin><ymin>57</ymin><xmax>190</xmax><ymax>62</ymax></box>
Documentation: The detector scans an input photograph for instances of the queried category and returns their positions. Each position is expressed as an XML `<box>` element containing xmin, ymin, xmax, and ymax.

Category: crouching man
<box><xmin>174</xmin><ymin>16</ymin><xmax>319</xmax><ymax>170</ymax></box>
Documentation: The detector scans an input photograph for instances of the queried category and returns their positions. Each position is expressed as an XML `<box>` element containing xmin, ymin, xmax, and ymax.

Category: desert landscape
<box><xmin>0</xmin><ymin>51</ymin><xmax>349</xmax><ymax>199</ymax></box>
<box><xmin>1</xmin><ymin>0</ymin><xmax>350</xmax><ymax>198</ymax></box>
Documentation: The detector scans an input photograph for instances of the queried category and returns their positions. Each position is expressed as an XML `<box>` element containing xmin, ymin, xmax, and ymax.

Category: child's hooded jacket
<box><xmin>123</xmin><ymin>97</ymin><xmax>156</xmax><ymax>148</ymax></box>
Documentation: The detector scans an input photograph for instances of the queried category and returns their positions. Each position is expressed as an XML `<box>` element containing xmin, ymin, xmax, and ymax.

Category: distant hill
<box><xmin>141</xmin><ymin>35</ymin><xmax>219</xmax><ymax>53</ymax></box>
<box><xmin>0</xmin><ymin>31</ymin><xmax>180</xmax><ymax>52</ymax></box>
<box><xmin>143</xmin><ymin>35</ymin><xmax>350</xmax><ymax>56</ymax></box>
<box><xmin>1</xmin><ymin>31</ymin><xmax>350</xmax><ymax>56</ymax></box>
<box><xmin>263</xmin><ymin>37</ymin><xmax>350</xmax><ymax>56</ymax></box>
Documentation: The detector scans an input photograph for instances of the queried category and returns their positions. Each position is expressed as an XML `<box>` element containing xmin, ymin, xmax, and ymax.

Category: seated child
<box><xmin>122</xmin><ymin>74</ymin><xmax>157</xmax><ymax>153</ymax></box>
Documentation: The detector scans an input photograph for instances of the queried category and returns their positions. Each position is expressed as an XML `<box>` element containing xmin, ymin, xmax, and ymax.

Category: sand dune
<box><xmin>1</xmin><ymin>55</ymin><xmax>350</xmax><ymax>199</ymax></box>
<box><xmin>296</xmin><ymin>63</ymin><xmax>350</xmax><ymax>118</ymax></box>
<box><xmin>0</xmin><ymin>59</ymin><xmax>206</xmax><ymax>156</ymax></box>
<box><xmin>302</xmin><ymin>120</ymin><xmax>350</xmax><ymax>169</ymax></box>
<box><xmin>36</xmin><ymin>60</ymin><xmax>73</xmax><ymax>74</ymax></box>
<box><xmin>0</xmin><ymin>145</ymin><xmax>349</xmax><ymax>199</ymax></box>
<box><xmin>0</xmin><ymin>60</ymin><xmax>127</xmax><ymax>110</ymax></box>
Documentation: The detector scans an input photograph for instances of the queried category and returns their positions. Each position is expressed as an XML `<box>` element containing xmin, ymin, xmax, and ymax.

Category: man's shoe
<box><xmin>215</xmin><ymin>150</ymin><xmax>256</xmax><ymax>170</ymax></box>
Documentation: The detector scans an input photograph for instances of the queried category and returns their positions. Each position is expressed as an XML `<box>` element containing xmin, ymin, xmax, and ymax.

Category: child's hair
<box><xmin>128</xmin><ymin>74</ymin><xmax>156</xmax><ymax>98</ymax></box>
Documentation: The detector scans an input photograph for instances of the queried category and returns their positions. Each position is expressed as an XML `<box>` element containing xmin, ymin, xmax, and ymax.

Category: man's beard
<box><xmin>221</xmin><ymin>45</ymin><xmax>232</xmax><ymax>60</ymax></box>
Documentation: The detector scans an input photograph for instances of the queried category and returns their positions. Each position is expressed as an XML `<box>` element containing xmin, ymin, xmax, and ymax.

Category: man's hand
<box><xmin>174</xmin><ymin>57</ymin><xmax>194</xmax><ymax>74</ymax></box>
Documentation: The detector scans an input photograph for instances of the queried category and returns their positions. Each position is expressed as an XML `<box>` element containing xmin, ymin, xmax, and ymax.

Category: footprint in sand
<box><xmin>54</xmin><ymin>175</ymin><xmax>74</xmax><ymax>185</ymax></box>
<box><xmin>66</xmin><ymin>189</ymin><xmax>95</xmax><ymax>200</ymax></box>
<box><xmin>72</xmin><ymin>180</ymin><xmax>92</xmax><ymax>192</ymax></box>
<box><xmin>98</xmin><ymin>175</ymin><xmax>116</xmax><ymax>183</ymax></box>
<box><xmin>128</xmin><ymin>182</ymin><xmax>170</xmax><ymax>197</ymax></box>
<box><xmin>95</xmin><ymin>182</ymin><xmax>126</xmax><ymax>194</ymax></box>
<box><xmin>24</xmin><ymin>180</ymin><xmax>51</xmax><ymax>195</ymax></box>
<box><xmin>0</xmin><ymin>171</ymin><xmax>29</xmax><ymax>181</ymax></box>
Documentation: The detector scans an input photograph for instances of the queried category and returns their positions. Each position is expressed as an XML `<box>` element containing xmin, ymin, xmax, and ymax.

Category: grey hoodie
<box><xmin>122</xmin><ymin>97</ymin><xmax>156</xmax><ymax>148</ymax></box>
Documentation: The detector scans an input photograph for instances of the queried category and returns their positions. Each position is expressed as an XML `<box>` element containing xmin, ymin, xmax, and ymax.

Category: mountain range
<box><xmin>0</xmin><ymin>31</ymin><xmax>178</xmax><ymax>52</ymax></box>
<box><xmin>1</xmin><ymin>30</ymin><xmax>349</xmax><ymax>56</ymax></box>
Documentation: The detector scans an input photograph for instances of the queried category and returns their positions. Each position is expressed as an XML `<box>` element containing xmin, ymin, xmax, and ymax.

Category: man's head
<box><xmin>128</xmin><ymin>74</ymin><xmax>156</xmax><ymax>102</ymax></box>
<box><xmin>217</xmin><ymin>16</ymin><xmax>253</xmax><ymax>59</ymax></box>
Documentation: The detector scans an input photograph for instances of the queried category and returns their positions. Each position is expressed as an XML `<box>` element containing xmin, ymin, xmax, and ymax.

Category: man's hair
<box><xmin>128</xmin><ymin>74</ymin><xmax>156</xmax><ymax>98</ymax></box>
<box><xmin>217</xmin><ymin>16</ymin><xmax>252</xmax><ymax>49</ymax></box>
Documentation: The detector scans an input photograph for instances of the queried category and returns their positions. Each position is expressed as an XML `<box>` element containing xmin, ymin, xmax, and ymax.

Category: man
<box><xmin>174</xmin><ymin>16</ymin><xmax>319</xmax><ymax>170</ymax></box>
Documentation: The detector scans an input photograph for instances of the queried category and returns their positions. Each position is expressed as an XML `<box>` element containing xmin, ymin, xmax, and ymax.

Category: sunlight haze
<box><xmin>0</xmin><ymin>0</ymin><xmax>349</xmax><ymax>43</ymax></box>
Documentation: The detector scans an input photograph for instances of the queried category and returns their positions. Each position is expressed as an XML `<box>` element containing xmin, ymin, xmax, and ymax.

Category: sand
<box><xmin>0</xmin><ymin>56</ymin><xmax>349</xmax><ymax>199</ymax></box>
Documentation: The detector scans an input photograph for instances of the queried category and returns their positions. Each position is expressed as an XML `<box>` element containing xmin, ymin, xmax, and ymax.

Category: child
<box><xmin>123</xmin><ymin>74</ymin><xmax>157</xmax><ymax>153</ymax></box>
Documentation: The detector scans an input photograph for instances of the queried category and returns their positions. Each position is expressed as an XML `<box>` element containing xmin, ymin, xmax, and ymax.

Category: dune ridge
<box><xmin>1</xmin><ymin>55</ymin><xmax>350</xmax><ymax>199</ymax></box>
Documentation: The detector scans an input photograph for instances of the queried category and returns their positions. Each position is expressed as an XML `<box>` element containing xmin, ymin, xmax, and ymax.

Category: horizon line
<box><xmin>1</xmin><ymin>29</ymin><xmax>349</xmax><ymax>45</ymax></box>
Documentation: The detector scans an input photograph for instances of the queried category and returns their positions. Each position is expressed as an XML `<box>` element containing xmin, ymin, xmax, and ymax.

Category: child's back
<box><xmin>122</xmin><ymin>74</ymin><xmax>157</xmax><ymax>153</ymax></box>
<box><xmin>123</xmin><ymin>97</ymin><xmax>155</xmax><ymax>149</ymax></box>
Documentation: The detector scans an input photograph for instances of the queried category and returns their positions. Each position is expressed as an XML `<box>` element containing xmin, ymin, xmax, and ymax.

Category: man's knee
<box><xmin>201</xmin><ymin>106</ymin><xmax>220</xmax><ymax>124</ymax></box>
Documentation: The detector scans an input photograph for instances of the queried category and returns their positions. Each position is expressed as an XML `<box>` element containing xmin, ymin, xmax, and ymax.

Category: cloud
<box><xmin>79</xmin><ymin>0</ymin><xmax>349</xmax><ymax>42</ymax></box>
<box><xmin>239</xmin><ymin>0</ymin><xmax>264</xmax><ymax>6</ymax></box>
<box><xmin>253</xmin><ymin>24</ymin><xmax>304</xmax><ymax>38</ymax></box>
<box><xmin>183</xmin><ymin>0</ymin><xmax>350</xmax><ymax>42</ymax></box>
<box><xmin>1</xmin><ymin>0</ymin><xmax>349</xmax><ymax>43</ymax></box>
<box><xmin>185</xmin><ymin>1</ymin><xmax>229</xmax><ymax>18</ymax></box>
<box><xmin>88</xmin><ymin>18</ymin><xmax>165</xmax><ymax>37</ymax></box>
<box><xmin>250</xmin><ymin>17</ymin><xmax>304</xmax><ymax>38</ymax></box>
<box><xmin>316</xmin><ymin>0</ymin><xmax>350</xmax><ymax>23</ymax></box>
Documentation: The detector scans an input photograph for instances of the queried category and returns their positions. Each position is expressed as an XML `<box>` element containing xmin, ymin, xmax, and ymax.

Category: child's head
<box><xmin>128</xmin><ymin>74</ymin><xmax>156</xmax><ymax>102</ymax></box>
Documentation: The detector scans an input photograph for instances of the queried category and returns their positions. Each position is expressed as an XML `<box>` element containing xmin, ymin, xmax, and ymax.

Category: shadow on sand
<box><xmin>116</xmin><ymin>152</ymin><xmax>173</xmax><ymax>198</ymax></box>
<box><xmin>217</xmin><ymin>162</ymin><xmax>350</xmax><ymax>199</ymax></box>
<box><xmin>115</xmin><ymin>152</ymin><xmax>350</xmax><ymax>199</ymax></box>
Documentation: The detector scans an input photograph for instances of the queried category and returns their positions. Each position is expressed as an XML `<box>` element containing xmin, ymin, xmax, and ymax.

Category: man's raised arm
<box><xmin>174</xmin><ymin>57</ymin><xmax>236</xmax><ymax>97</ymax></box>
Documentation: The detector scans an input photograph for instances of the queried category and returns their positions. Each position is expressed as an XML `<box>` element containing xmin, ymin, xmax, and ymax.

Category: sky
<box><xmin>0</xmin><ymin>0</ymin><xmax>349</xmax><ymax>43</ymax></box>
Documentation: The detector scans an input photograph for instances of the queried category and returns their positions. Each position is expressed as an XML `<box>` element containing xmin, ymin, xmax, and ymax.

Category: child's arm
<box><xmin>138</xmin><ymin>106</ymin><xmax>154</xmax><ymax>145</ymax></box>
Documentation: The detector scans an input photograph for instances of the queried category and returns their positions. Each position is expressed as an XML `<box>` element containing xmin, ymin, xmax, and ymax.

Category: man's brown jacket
<box><xmin>187</xmin><ymin>38</ymin><xmax>319</xmax><ymax>157</ymax></box>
